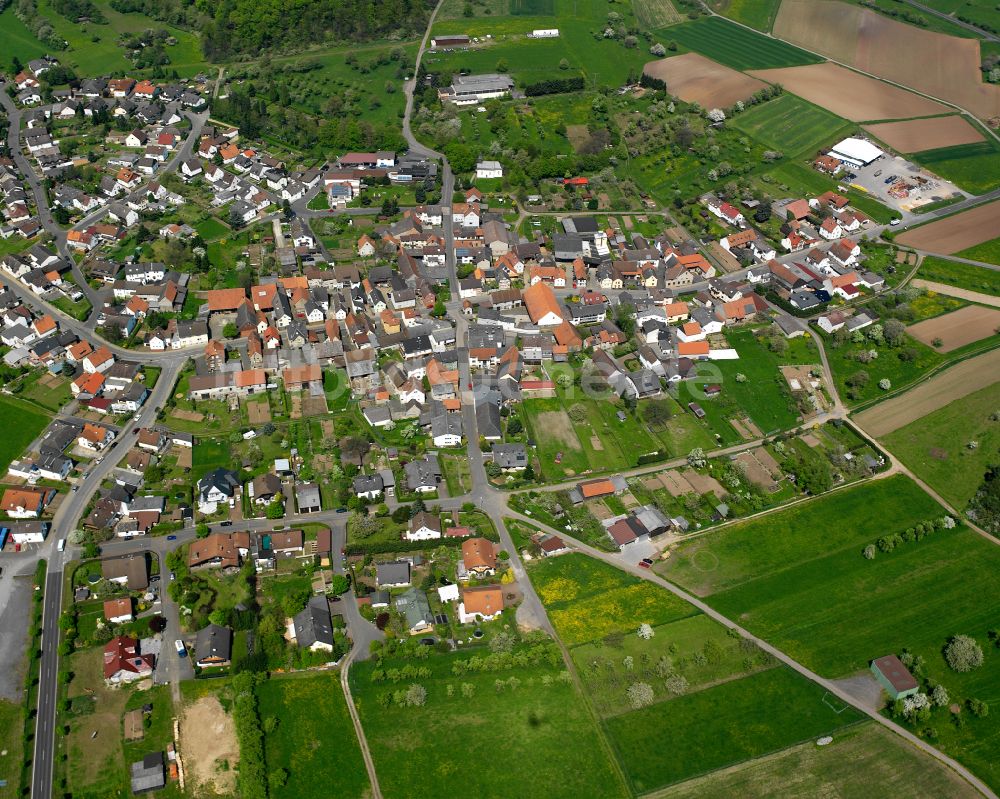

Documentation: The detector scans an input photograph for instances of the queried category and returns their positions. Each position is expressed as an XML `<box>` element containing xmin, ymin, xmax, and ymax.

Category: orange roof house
<box><xmin>460</xmin><ymin>586</ymin><xmax>503</xmax><ymax>620</ymax></box>
<box><xmin>103</xmin><ymin>597</ymin><xmax>133</xmax><ymax>622</ymax></box>
<box><xmin>72</xmin><ymin>371</ymin><xmax>106</xmax><ymax>395</ymax></box>
<box><xmin>553</xmin><ymin>321</ymin><xmax>582</xmax><ymax>349</ymax></box>
<box><xmin>67</xmin><ymin>340</ymin><xmax>93</xmax><ymax>361</ymax></box>
<box><xmin>250</xmin><ymin>283</ymin><xmax>277</xmax><ymax>310</ymax></box>
<box><xmin>461</xmin><ymin>538</ymin><xmax>497</xmax><ymax>574</ymax></box>
<box><xmin>522</xmin><ymin>282</ymin><xmax>564</xmax><ymax>326</ymax></box>
<box><xmin>677</xmin><ymin>340</ymin><xmax>710</xmax><ymax>358</ymax></box>
<box><xmin>206</xmin><ymin>288</ymin><xmax>248</xmax><ymax>312</ymax></box>
<box><xmin>580</xmin><ymin>479</ymin><xmax>615</xmax><ymax>499</ymax></box>
<box><xmin>1</xmin><ymin>487</ymin><xmax>47</xmax><ymax>517</ymax></box>
<box><xmin>32</xmin><ymin>315</ymin><xmax>56</xmax><ymax>336</ymax></box>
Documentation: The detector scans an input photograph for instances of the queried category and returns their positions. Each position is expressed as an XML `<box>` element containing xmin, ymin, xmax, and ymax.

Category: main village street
<box><xmin>3</xmin><ymin>29</ymin><xmax>998</xmax><ymax>799</ymax></box>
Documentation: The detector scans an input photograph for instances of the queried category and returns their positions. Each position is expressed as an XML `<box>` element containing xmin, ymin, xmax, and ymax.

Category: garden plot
<box><xmin>681</xmin><ymin>468</ymin><xmax>726</xmax><ymax>500</ymax></box>
<box><xmin>896</xmin><ymin>200</ymin><xmax>1000</xmax><ymax>254</ymax></box>
<box><xmin>906</xmin><ymin>305</ymin><xmax>1000</xmax><ymax>352</ymax></box>
<box><xmin>747</xmin><ymin>62</ymin><xmax>949</xmax><ymax>121</ymax></box>
<box><xmin>642</xmin><ymin>53</ymin><xmax>769</xmax><ymax>108</ymax></box>
<box><xmin>864</xmin><ymin>116</ymin><xmax>985</xmax><ymax>153</ymax></box>
<box><xmin>734</xmin><ymin>450</ymin><xmax>780</xmax><ymax>492</ymax></box>
<box><xmin>180</xmin><ymin>695</ymin><xmax>239</xmax><ymax>796</ymax></box>
<box><xmin>246</xmin><ymin>397</ymin><xmax>271</xmax><ymax>424</ymax></box>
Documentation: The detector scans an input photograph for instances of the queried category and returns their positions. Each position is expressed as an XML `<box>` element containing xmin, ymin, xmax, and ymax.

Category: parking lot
<box><xmin>845</xmin><ymin>154</ymin><xmax>968</xmax><ymax>215</ymax></box>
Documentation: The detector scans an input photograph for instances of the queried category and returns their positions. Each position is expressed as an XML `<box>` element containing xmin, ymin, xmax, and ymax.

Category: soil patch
<box><xmin>729</xmin><ymin>418</ymin><xmax>755</xmax><ymax>440</ymax></box>
<box><xmin>681</xmin><ymin>468</ymin><xmax>726</xmax><ymax>499</ymax></box>
<box><xmin>170</xmin><ymin>409</ymin><xmax>204</xmax><ymax>422</ymax></box>
<box><xmin>735</xmin><ymin>451</ymin><xmax>779</xmax><ymax>492</ymax></box>
<box><xmin>864</xmin><ymin>116</ymin><xmax>985</xmax><ymax>153</ymax></box>
<box><xmin>566</xmin><ymin>125</ymin><xmax>590</xmax><ymax>153</ymax></box>
<box><xmin>590</xmin><ymin>435</ymin><xmax>604</xmax><ymax>451</ymax></box>
<box><xmin>831</xmin><ymin>672</ymin><xmax>884</xmax><ymax>712</ymax></box>
<box><xmin>748</xmin><ymin>62</ymin><xmax>948</xmax><ymax>121</ymax></box>
<box><xmin>659</xmin><ymin>470</ymin><xmax>695</xmax><ymax>497</ymax></box>
<box><xmin>799</xmin><ymin>433</ymin><xmax>821</xmax><ymax>448</ymax></box>
<box><xmin>302</xmin><ymin>394</ymin><xmax>329</xmax><ymax>416</ymax></box>
<box><xmin>587</xmin><ymin>499</ymin><xmax>614</xmax><ymax>521</ymax></box>
<box><xmin>644</xmin><ymin>53</ymin><xmax>769</xmax><ymax>108</ymax></box>
<box><xmin>772</xmin><ymin>0</ymin><xmax>1000</xmax><ymax>121</ymax></box>
<box><xmin>853</xmin><ymin>348</ymin><xmax>1000</xmax><ymax>436</ymax></box>
<box><xmin>246</xmin><ymin>398</ymin><xmax>271</xmax><ymax>424</ymax></box>
<box><xmin>907</xmin><ymin>305</ymin><xmax>1000</xmax><ymax>352</ymax></box>
<box><xmin>896</xmin><ymin>200</ymin><xmax>1000</xmax><ymax>254</ymax></box>
<box><xmin>534</xmin><ymin>410</ymin><xmax>581</xmax><ymax>450</ymax></box>
<box><xmin>180</xmin><ymin>695</ymin><xmax>239</xmax><ymax>796</ymax></box>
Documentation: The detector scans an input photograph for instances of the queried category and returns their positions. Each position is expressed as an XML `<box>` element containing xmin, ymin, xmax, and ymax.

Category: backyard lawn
<box><xmin>258</xmin><ymin>673</ymin><xmax>369</xmax><ymax>799</ymax></box>
<box><xmin>0</xmin><ymin>394</ymin><xmax>51</xmax><ymax>475</ymax></box>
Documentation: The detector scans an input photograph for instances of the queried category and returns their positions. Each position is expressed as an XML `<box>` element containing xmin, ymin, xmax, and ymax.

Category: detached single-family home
<box><xmin>458</xmin><ymin>586</ymin><xmax>503</xmax><ymax>624</ymax></box>
<box><xmin>395</xmin><ymin>588</ymin><xmax>434</xmax><ymax>634</ymax></box>
<box><xmin>406</xmin><ymin>511</ymin><xmax>442</xmax><ymax>541</ymax></box>
<box><xmin>195</xmin><ymin>623</ymin><xmax>232</xmax><ymax>668</ymax></box>
<box><xmin>103</xmin><ymin>635</ymin><xmax>154</xmax><ymax>684</ymax></box>
<box><xmin>292</xmin><ymin>596</ymin><xmax>335</xmax><ymax>652</ymax></box>
<box><xmin>103</xmin><ymin>597</ymin><xmax>134</xmax><ymax>624</ymax></box>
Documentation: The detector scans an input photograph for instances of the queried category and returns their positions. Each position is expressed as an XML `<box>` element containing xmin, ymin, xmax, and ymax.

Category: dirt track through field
<box><xmin>864</xmin><ymin>116</ymin><xmax>985</xmax><ymax>153</ymax></box>
<box><xmin>852</xmin><ymin>348</ymin><xmax>1000</xmax><ymax>437</ymax></box>
<box><xmin>644</xmin><ymin>53</ymin><xmax>769</xmax><ymax>108</ymax></box>
<box><xmin>748</xmin><ymin>62</ymin><xmax>948</xmax><ymax>121</ymax></box>
<box><xmin>896</xmin><ymin>200</ymin><xmax>1000</xmax><ymax>254</ymax></box>
<box><xmin>907</xmin><ymin>305</ymin><xmax>1000</xmax><ymax>352</ymax></box>
<box><xmin>911</xmin><ymin>280</ymin><xmax>1000</xmax><ymax>308</ymax></box>
<box><xmin>773</xmin><ymin>0</ymin><xmax>1000</xmax><ymax>121</ymax></box>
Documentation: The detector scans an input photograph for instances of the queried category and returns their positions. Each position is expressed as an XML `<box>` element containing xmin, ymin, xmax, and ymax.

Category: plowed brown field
<box><xmin>747</xmin><ymin>62</ymin><xmax>948</xmax><ymax>121</ymax></box>
<box><xmin>864</xmin><ymin>116</ymin><xmax>985</xmax><ymax>153</ymax></box>
<box><xmin>907</xmin><ymin>305</ymin><xmax>1000</xmax><ymax>352</ymax></box>
<box><xmin>644</xmin><ymin>53</ymin><xmax>769</xmax><ymax>108</ymax></box>
<box><xmin>896</xmin><ymin>199</ymin><xmax>1000</xmax><ymax>254</ymax></box>
<box><xmin>773</xmin><ymin>0</ymin><xmax>1000</xmax><ymax>121</ymax></box>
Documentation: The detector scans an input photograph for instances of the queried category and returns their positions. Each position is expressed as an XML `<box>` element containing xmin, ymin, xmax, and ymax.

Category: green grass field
<box><xmin>351</xmin><ymin>643</ymin><xmax>629</xmax><ymax>799</ymax></box>
<box><xmin>708</xmin><ymin>0</ymin><xmax>783</xmax><ymax>30</ymax></box>
<box><xmin>0</xmin><ymin>395</ymin><xmax>52</xmax><ymax>475</ymax></box>
<box><xmin>659</xmin><ymin>16</ymin><xmax>823</xmax><ymax>70</ymax></box>
<box><xmin>730</xmin><ymin>94</ymin><xmax>852</xmax><ymax>157</ymax></box>
<box><xmin>33</xmin><ymin>0</ymin><xmax>206</xmax><ymax>76</ymax></box>
<box><xmin>917</xmin><ymin>256</ymin><xmax>1000</xmax><ymax>295</ymax></box>
<box><xmin>920</xmin><ymin>0</ymin><xmax>1000</xmax><ymax>34</ymax></box>
<box><xmin>0</xmin><ymin>6</ymin><xmax>47</xmax><ymax>64</ymax></box>
<box><xmin>192</xmin><ymin>438</ymin><xmax>237</xmax><ymax>473</ymax></box>
<box><xmin>957</xmin><ymin>236</ymin><xmax>1000</xmax><ymax>266</ymax></box>
<box><xmin>606</xmin><ymin>667</ymin><xmax>862</xmax><ymax>793</ymax></box>
<box><xmin>257</xmin><ymin>674</ymin><xmax>369</xmax><ymax>799</ymax></box>
<box><xmin>656</xmin><ymin>722</ymin><xmax>982</xmax><ymax>799</ymax></box>
<box><xmin>913</xmin><ymin>139</ymin><xmax>1000</xmax><ymax>195</ymax></box>
<box><xmin>882</xmin><ymin>381</ymin><xmax>1000</xmax><ymax>507</ymax></box>
<box><xmin>660</xmin><ymin>475</ymin><xmax>941</xmax><ymax>596</ymax></box>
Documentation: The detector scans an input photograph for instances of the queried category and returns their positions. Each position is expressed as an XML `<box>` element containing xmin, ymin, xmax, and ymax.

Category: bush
<box><xmin>945</xmin><ymin>635</ymin><xmax>984</xmax><ymax>673</ymax></box>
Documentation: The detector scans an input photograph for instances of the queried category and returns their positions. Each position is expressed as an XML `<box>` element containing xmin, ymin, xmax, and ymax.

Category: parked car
<box><xmin>220</xmin><ymin>521</ymin><xmax>233</xmax><ymax>527</ymax></box>
<box><xmin>175</xmin><ymin>639</ymin><xmax>187</xmax><ymax>657</ymax></box>
<box><xmin>167</xmin><ymin>535</ymin><xmax>177</xmax><ymax>541</ymax></box>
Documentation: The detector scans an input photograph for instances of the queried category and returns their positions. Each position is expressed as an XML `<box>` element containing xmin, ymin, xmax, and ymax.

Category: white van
<box><xmin>57</xmin><ymin>539</ymin><xmax>66</xmax><ymax>552</ymax></box>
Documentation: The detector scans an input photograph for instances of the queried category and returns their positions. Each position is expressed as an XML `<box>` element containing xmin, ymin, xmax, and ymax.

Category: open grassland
<box><xmin>642</xmin><ymin>53</ymin><xmax>769</xmax><ymax>108</ymax></box>
<box><xmin>957</xmin><ymin>235</ymin><xmax>1000</xmax><ymax>266</ymax></box>
<box><xmin>918</xmin><ymin>256</ymin><xmax>1000</xmax><ymax>295</ymax></box>
<box><xmin>912</xmin><ymin>139</ymin><xmax>1000</xmax><ymax>195</ymax></box>
<box><xmin>864</xmin><ymin>115</ymin><xmax>986</xmax><ymax>153</ymax></box>
<box><xmin>429</xmin><ymin>0</ymin><xmax>651</xmax><ymax>87</ymax></box>
<box><xmin>531</xmin><ymin>554</ymin><xmax>697</xmax><ymax>645</ymax></box>
<box><xmin>747</xmin><ymin>62</ymin><xmax>950</xmax><ymax>121</ymax></box>
<box><xmin>897</xmin><ymin>199</ymin><xmax>1000</xmax><ymax>254</ymax></box>
<box><xmin>660</xmin><ymin>475</ymin><xmax>941</xmax><ymax>595</ymax></box>
<box><xmin>708</xmin><ymin>0</ymin><xmax>783</xmax><ymax>31</ymax></box>
<box><xmin>0</xmin><ymin>700</ymin><xmax>24</xmax><ymax>798</ymax></box>
<box><xmin>730</xmin><ymin>93</ymin><xmax>851</xmax><ymax>156</ymax></box>
<box><xmin>0</xmin><ymin>6</ymin><xmax>47</xmax><ymax>63</ymax></box>
<box><xmin>652</xmin><ymin>722</ymin><xmax>983</xmax><ymax>799</ymax></box>
<box><xmin>921</xmin><ymin>0</ymin><xmax>1000</xmax><ymax>33</ymax></box>
<box><xmin>772</xmin><ymin>0</ymin><xmax>1000</xmax><ymax>122</ymax></box>
<box><xmin>882</xmin><ymin>381</ymin><xmax>1000</xmax><ymax>507</ymax></box>
<box><xmin>658</xmin><ymin>16</ymin><xmax>823</xmax><ymax>70</ymax></box>
<box><xmin>852</xmin><ymin>347</ymin><xmax>1000</xmax><ymax>435</ymax></box>
<box><xmin>351</xmin><ymin>646</ymin><xmax>629</xmax><ymax>799</ymax></box>
<box><xmin>258</xmin><ymin>674</ymin><xmax>369</xmax><ymax>799</ymax></box>
<box><xmin>34</xmin><ymin>0</ymin><xmax>205</xmax><ymax>76</ymax></box>
<box><xmin>0</xmin><ymin>395</ymin><xmax>51</xmax><ymax>475</ymax></box>
<box><xmin>633</xmin><ymin>0</ymin><xmax>683</xmax><ymax>29</ymax></box>
<box><xmin>605</xmin><ymin>667</ymin><xmax>862</xmax><ymax>793</ymax></box>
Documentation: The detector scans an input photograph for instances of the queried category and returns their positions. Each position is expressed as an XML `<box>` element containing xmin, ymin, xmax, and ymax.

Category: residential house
<box><xmin>458</xmin><ymin>586</ymin><xmax>503</xmax><ymax>624</ymax></box>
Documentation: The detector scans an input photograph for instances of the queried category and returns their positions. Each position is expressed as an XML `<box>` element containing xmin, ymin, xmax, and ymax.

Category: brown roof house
<box><xmin>870</xmin><ymin>655</ymin><xmax>919</xmax><ymax>701</ymax></box>
<box><xmin>101</xmin><ymin>554</ymin><xmax>149</xmax><ymax>590</ymax></box>
<box><xmin>406</xmin><ymin>511</ymin><xmax>441</xmax><ymax>541</ymax></box>
<box><xmin>103</xmin><ymin>597</ymin><xmax>134</xmax><ymax>624</ymax></box>
<box><xmin>458</xmin><ymin>586</ymin><xmax>503</xmax><ymax>624</ymax></box>
<box><xmin>461</xmin><ymin>538</ymin><xmax>497</xmax><ymax>579</ymax></box>
<box><xmin>187</xmin><ymin>531</ymin><xmax>250</xmax><ymax>570</ymax></box>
